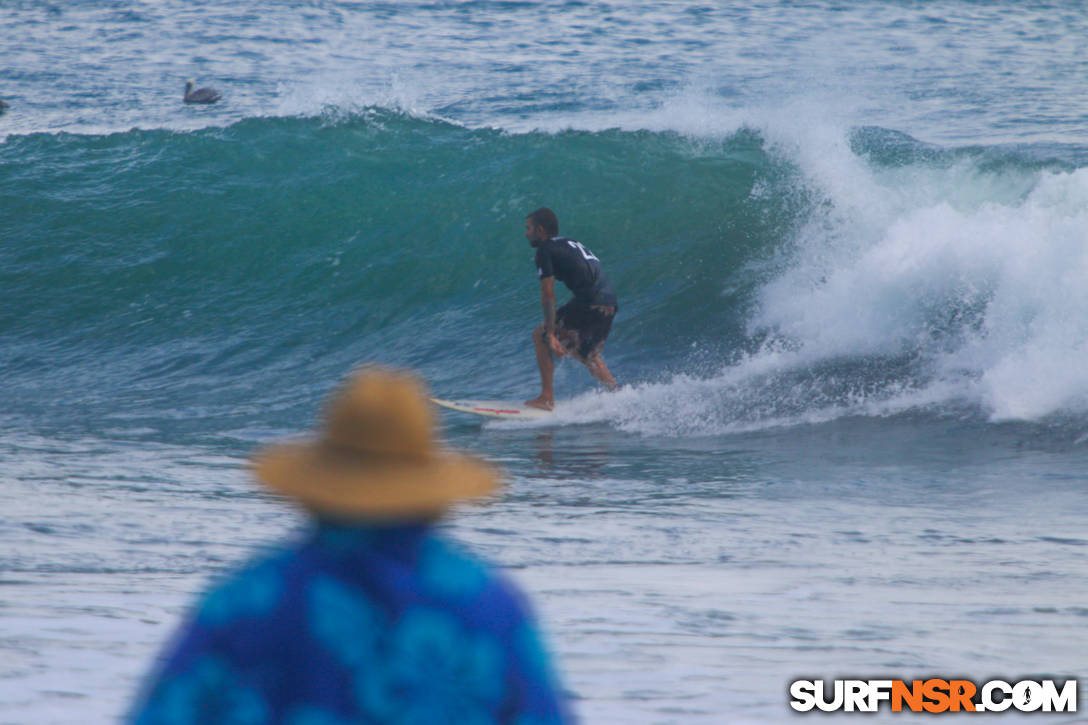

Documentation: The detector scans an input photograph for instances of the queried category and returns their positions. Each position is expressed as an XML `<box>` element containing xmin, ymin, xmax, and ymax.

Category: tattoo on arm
<box><xmin>543</xmin><ymin>297</ymin><xmax>556</xmax><ymax>336</ymax></box>
<box><xmin>540</xmin><ymin>277</ymin><xmax>557</xmax><ymax>336</ymax></box>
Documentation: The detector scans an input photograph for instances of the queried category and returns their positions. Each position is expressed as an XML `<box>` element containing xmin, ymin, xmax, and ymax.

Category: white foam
<box><xmin>516</xmin><ymin>122</ymin><xmax>1088</xmax><ymax>435</ymax></box>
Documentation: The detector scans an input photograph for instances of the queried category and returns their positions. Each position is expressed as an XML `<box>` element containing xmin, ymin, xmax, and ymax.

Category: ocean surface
<box><xmin>2</xmin><ymin>1</ymin><xmax>1088</xmax><ymax>723</ymax></box>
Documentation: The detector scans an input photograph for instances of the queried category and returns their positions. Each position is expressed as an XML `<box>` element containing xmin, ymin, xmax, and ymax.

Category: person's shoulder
<box><xmin>540</xmin><ymin>237</ymin><xmax>577</xmax><ymax>256</ymax></box>
<box><xmin>417</xmin><ymin>533</ymin><xmax>498</xmax><ymax>596</ymax></box>
<box><xmin>193</xmin><ymin>546</ymin><xmax>298</xmax><ymax>628</ymax></box>
<box><xmin>546</xmin><ymin>235</ymin><xmax>579</xmax><ymax>247</ymax></box>
<box><xmin>417</xmin><ymin>533</ymin><xmax>533</xmax><ymax>620</ymax></box>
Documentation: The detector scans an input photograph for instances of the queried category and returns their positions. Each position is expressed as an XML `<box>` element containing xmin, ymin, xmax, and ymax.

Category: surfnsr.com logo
<box><xmin>790</xmin><ymin>679</ymin><xmax>1077</xmax><ymax>713</ymax></box>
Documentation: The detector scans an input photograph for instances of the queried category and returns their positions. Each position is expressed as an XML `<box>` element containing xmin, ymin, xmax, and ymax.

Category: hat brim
<box><xmin>254</xmin><ymin>442</ymin><xmax>500</xmax><ymax>517</ymax></box>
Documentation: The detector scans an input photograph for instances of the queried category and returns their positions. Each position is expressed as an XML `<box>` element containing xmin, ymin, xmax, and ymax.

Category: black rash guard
<box><xmin>534</xmin><ymin>237</ymin><xmax>618</xmax><ymax>307</ymax></box>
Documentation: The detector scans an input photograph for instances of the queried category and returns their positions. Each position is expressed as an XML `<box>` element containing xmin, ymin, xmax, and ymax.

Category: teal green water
<box><xmin>3</xmin><ymin>114</ymin><xmax>1086</xmax><ymax>439</ymax></box>
<box><xmin>2</xmin><ymin>115</ymin><xmax>793</xmax><ymax>437</ymax></box>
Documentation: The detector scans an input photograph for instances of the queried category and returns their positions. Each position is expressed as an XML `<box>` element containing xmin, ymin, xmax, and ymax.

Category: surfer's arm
<box><xmin>538</xmin><ymin>277</ymin><xmax>565</xmax><ymax>357</ymax></box>
<box><xmin>539</xmin><ymin>276</ymin><xmax>557</xmax><ymax>335</ymax></box>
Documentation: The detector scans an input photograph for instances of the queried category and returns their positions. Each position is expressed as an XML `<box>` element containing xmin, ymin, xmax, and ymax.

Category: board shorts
<box><xmin>556</xmin><ymin>300</ymin><xmax>617</xmax><ymax>359</ymax></box>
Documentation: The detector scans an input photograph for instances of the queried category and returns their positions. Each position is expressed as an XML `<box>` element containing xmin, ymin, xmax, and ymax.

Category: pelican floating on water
<box><xmin>184</xmin><ymin>79</ymin><xmax>221</xmax><ymax>104</ymax></box>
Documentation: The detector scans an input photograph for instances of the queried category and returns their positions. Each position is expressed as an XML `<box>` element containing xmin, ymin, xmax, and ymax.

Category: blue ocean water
<box><xmin>2</xmin><ymin>2</ymin><xmax>1087</xmax><ymax>722</ymax></box>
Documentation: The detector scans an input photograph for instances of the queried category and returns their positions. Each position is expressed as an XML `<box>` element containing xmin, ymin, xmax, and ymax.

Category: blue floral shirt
<box><xmin>130</xmin><ymin>521</ymin><xmax>575</xmax><ymax>725</ymax></box>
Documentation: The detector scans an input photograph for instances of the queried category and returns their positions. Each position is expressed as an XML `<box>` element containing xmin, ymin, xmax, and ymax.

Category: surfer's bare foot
<box><xmin>524</xmin><ymin>395</ymin><xmax>554</xmax><ymax>411</ymax></box>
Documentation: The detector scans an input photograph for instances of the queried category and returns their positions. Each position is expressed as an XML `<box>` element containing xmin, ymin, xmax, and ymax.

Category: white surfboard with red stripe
<box><xmin>429</xmin><ymin>398</ymin><xmax>553</xmax><ymax>419</ymax></box>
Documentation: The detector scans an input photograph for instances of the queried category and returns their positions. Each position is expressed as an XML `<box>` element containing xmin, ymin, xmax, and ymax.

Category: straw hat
<box><xmin>255</xmin><ymin>367</ymin><xmax>499</xmax><ymax>516</ymax></box>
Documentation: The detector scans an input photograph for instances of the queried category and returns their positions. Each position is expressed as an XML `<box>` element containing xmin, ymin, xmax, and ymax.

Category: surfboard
<box><xmin>429</xmin><ymin>398</ymin><xmax>553</xmax><ymax>419</ymax></box>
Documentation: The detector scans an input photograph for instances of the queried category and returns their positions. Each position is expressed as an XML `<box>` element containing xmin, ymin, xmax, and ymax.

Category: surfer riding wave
<box><xmin>524</xmin><ymin>208</ymin><xmax>618</xmax><ymax>411</ymax></box>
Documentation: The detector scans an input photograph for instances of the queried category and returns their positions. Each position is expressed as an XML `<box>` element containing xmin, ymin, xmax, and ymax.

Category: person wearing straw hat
<box><xmin>130</xmin><ymin>367</ymin><xmax>574</xmax><ymax>725</ymax></box>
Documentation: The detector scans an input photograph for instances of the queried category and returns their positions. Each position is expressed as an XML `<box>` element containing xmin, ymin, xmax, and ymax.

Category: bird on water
<box><xmin>183</xmin><ymin>79</ymin><xmax>221</xmax><ymax>104</ymax></box>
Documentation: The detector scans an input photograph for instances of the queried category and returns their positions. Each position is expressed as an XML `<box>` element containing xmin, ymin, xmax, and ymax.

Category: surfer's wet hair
<box><xmin>527</xmin><ymin>208</ymin><xmax>558</xmax><ymax>237</ymax></box>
